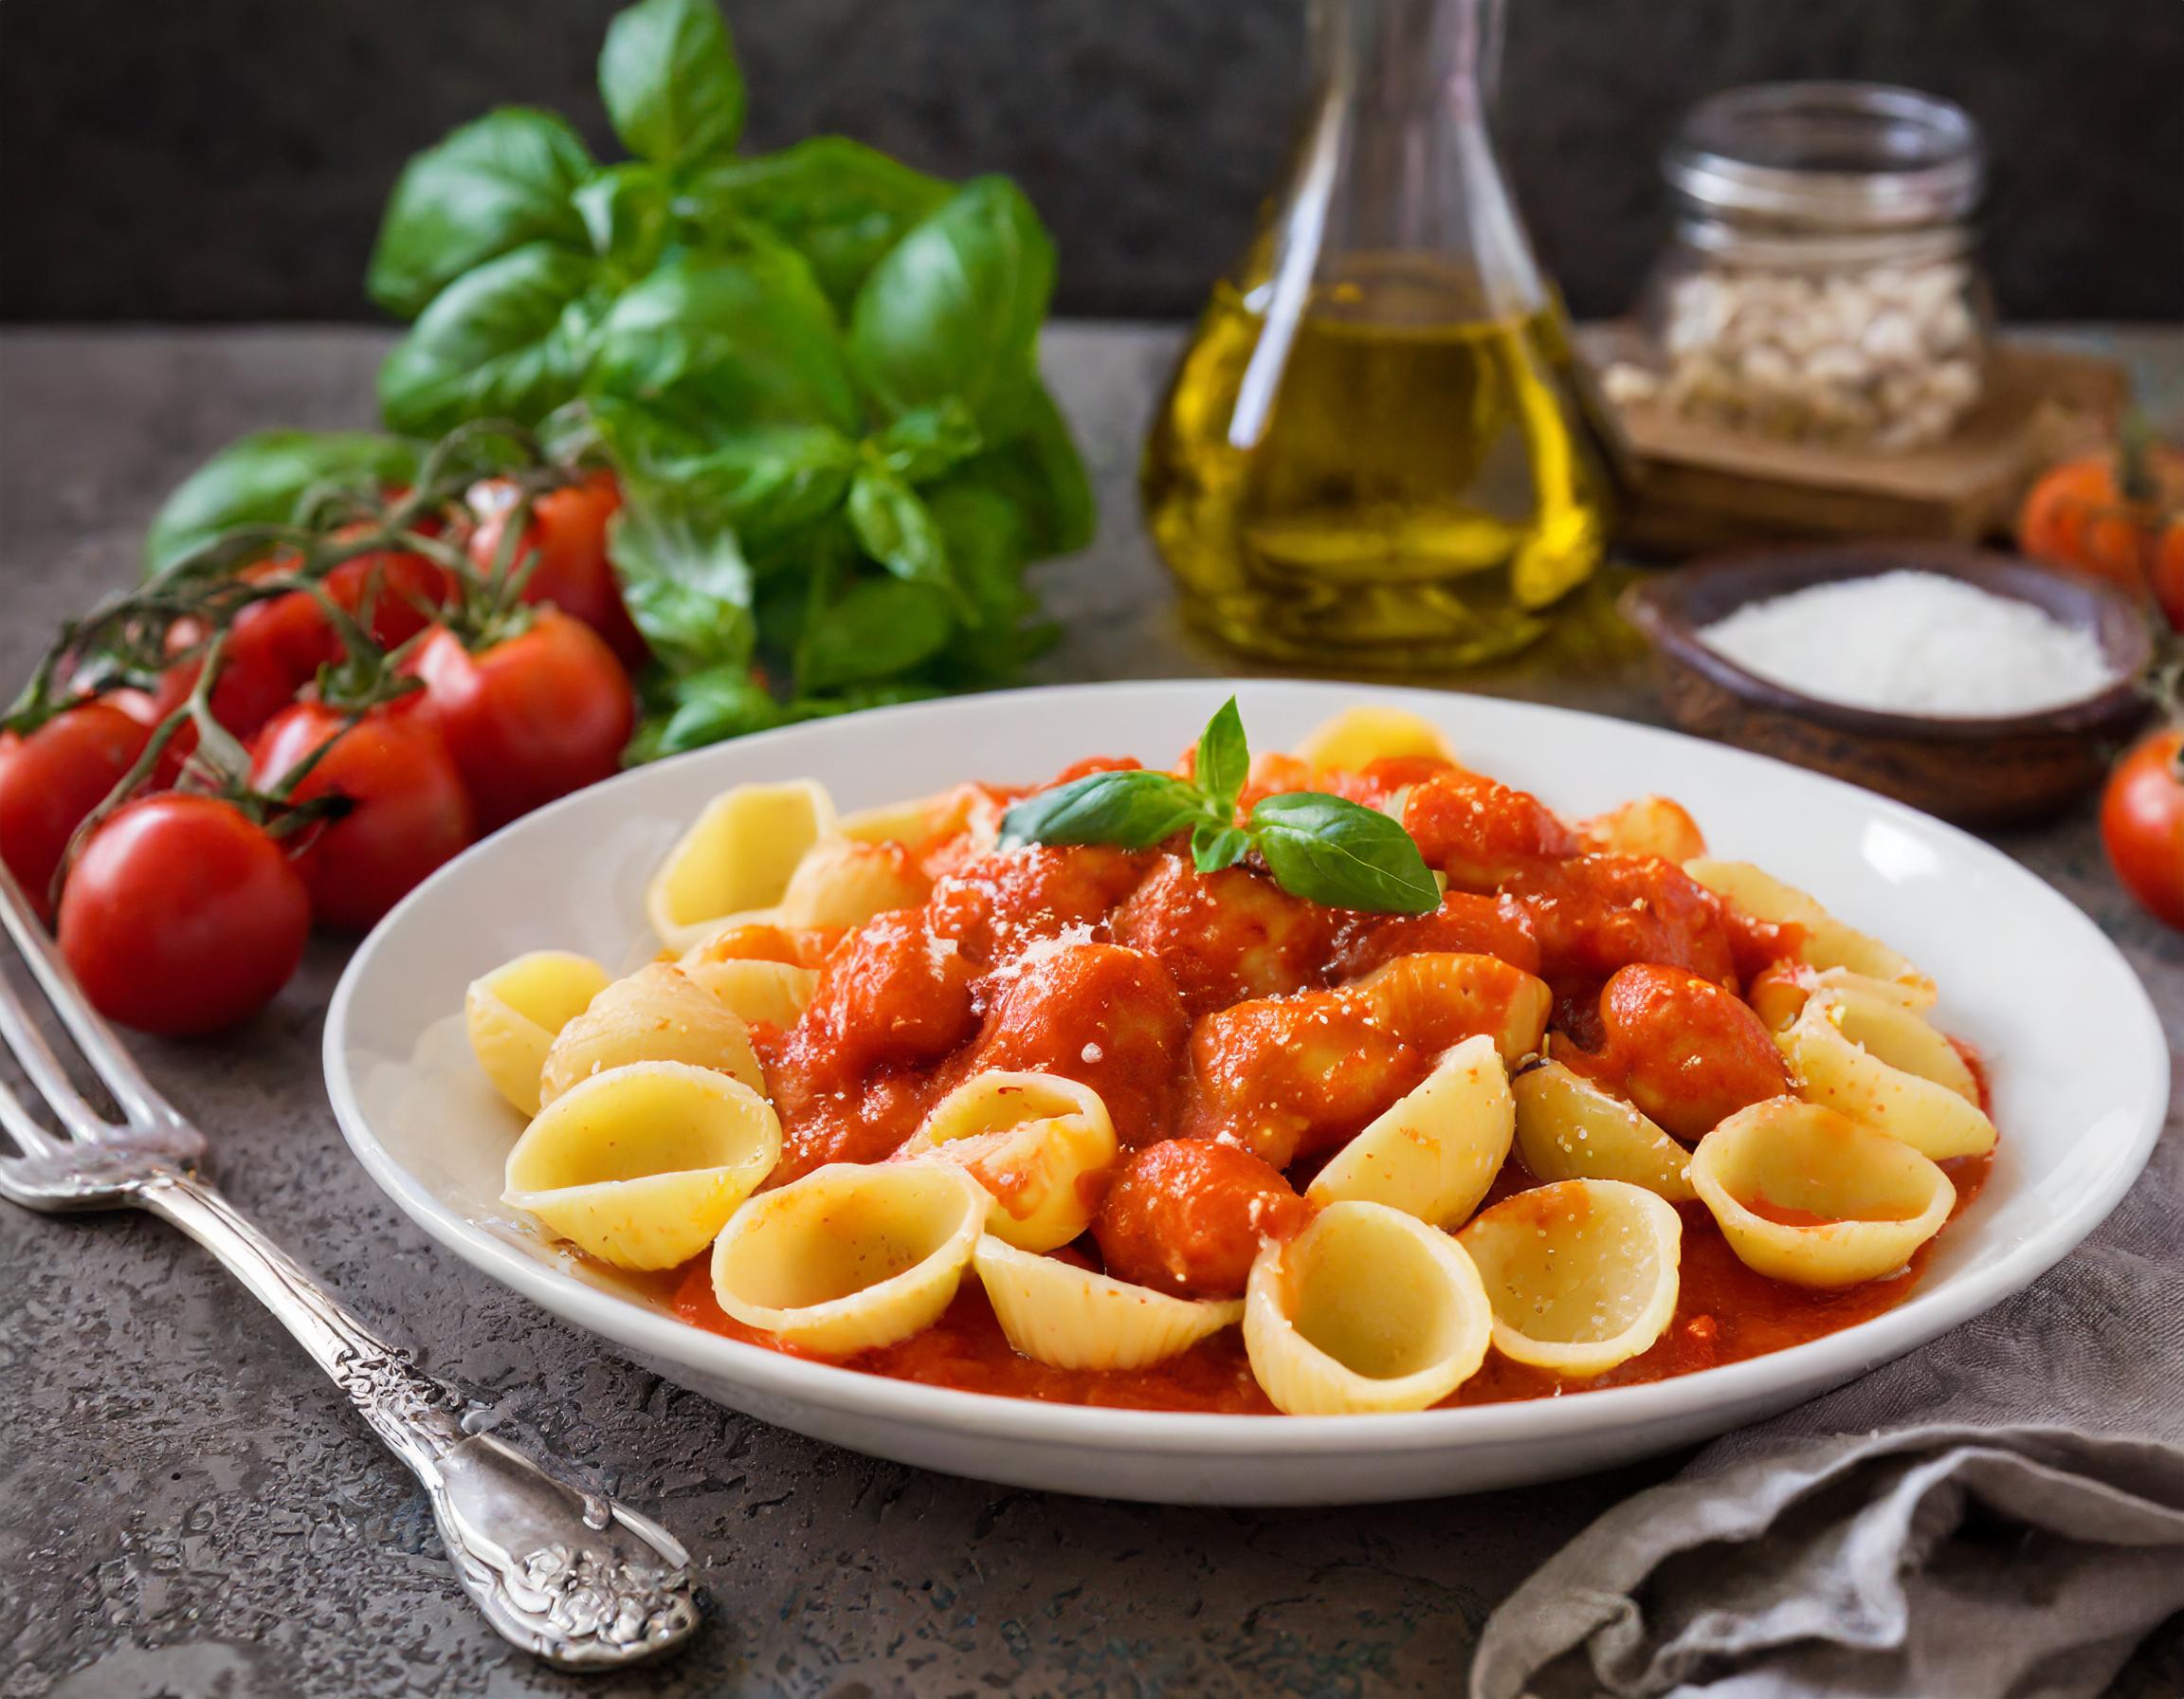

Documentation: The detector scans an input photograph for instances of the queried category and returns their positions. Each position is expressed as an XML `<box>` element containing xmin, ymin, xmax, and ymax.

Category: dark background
<box><xmin>3</xmin><ymin>0</ymin><xmax>2180</xmax><ymax>326</ymax></box>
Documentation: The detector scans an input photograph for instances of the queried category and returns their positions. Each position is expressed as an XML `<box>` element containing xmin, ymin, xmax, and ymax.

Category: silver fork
<box><xmin>0</xmin><ymin>865</ymin><xmax>699</xmax><ymax>1670</ymax></box>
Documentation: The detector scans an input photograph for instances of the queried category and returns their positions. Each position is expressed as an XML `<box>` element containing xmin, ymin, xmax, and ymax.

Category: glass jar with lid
<box><xmin>1606</xmin><ymin>82</ymin><xmax>1992</xmax><ymax>451</ymax></box>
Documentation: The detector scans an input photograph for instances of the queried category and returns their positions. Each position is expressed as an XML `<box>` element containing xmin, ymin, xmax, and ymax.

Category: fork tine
<box><xmin>0</xmin><ymin>862</ymin><xmax>180</xmax><ymax>1135</ymax></box>
<box><xmin>0</xmin><ymin>1068</ymin><xmax>66</xmax><ymax>1159</ymax></box>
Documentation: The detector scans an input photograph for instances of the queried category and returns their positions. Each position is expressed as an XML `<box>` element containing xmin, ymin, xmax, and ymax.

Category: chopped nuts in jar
<box><xmin>1613</xmin><ymin>83</ymin><xmax>1993</xmax><ymax>452</ymax></box>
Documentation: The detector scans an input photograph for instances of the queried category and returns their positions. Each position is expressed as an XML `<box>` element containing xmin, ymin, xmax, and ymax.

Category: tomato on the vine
<box><xmin>250</xmin><ymin>703</ymin><xmax>474</xmax><ymax>931</ymax></box>
<box><xmin>468</xmin><ymin>471</ymin><xmax>647</xmax><ymax>670</ymax></box>
<box><xmin>58</xmin><ymin>795</ymin><xmax>310</xmax><ymax>1035</ymax></box>
<box><xmin>0</xmin><ymin>701</ymin><xmax>153</xmax><ymax>922</ymax></box>
<box><xmin>2102</xmin><ymin>727</ymin><xmax>2184</xmax><ymax>931</ymax></box>
<box><xmin>405</xmin><ymin>611</ymin><xmax>634</xmax><ymax>831</ymax></box>
<box><xmin>324</xmin><ymin>549</ymin><xmax>455</xmax><ymax>651</ymax></box>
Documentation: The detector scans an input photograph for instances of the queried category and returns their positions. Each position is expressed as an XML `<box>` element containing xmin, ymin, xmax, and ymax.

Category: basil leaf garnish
<box><xmin>1248</xmin><ymin>791</ymin><xmax>1440</xmax><ymax>915</ymax></box>
<box><xmin>1194</xmin><ymin>696</ymin><xmax>1249</xmax><ymax>820</ymax></box>
<box><xmin>1000</xmin><ymin>770</ymin><xmax>1204</xmax><ymax>852</ymax></box>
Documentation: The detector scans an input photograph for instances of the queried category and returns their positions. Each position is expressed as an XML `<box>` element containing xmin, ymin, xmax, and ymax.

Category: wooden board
<box><xmin>1575</xmin><ymin>325</ymin><xmax>2130</xmax><ymax>557</ymax></box>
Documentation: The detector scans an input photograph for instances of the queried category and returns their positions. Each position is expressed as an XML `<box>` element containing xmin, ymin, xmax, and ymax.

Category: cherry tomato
<box><xmin>405</xmin><ymin>611</ymin><xmax>634</xmax><ymax>831</ymax></box>
<box><xmin>324</xmin><ymin>549</ymin><xmax>454</xmax><ymax>650</ymax></box>
<box><xmin>250</xmin><ymin>703</ymin><xmax>475</xmax><ymax>931</ymax></box>
<box><xmin>59</xmin><ymin>795</ymin><xmax>309</xmax><ymax>1035</ymax></box>
<box><xmin>2101</xmin><ymin>727</ymin><xmax>2184</xmax><ymax>931</ymax></box>
<box><xmin>468</xmin><ymin>471</ymin><xmax>646</xmax><ymax>670</ymax></box>
<box><xmin>0</xmin><ymin>702</ymin><xmax>153</xmax><ymax>922</ymax></box>
<box><xmin>151</xmin><ymin>588</ymin><xmax>338</xmax><ymax>776</ymax></box>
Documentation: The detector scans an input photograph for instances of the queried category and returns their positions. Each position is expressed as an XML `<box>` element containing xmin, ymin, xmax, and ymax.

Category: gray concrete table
<box><xmin>1</xmin><ymin>324</ymin><xmax>2179</xmax><ymax>1699</ymax></box>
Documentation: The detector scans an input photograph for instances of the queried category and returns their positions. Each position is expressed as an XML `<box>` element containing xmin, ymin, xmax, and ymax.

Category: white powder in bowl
<box><xmin>1696</xmin><ymin>570</ymin><xmax>2120</xmax><ymax>718</ymax></box>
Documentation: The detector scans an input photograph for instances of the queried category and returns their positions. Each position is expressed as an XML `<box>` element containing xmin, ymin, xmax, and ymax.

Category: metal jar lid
<box><xmin>1664</xmin><ymin>82</ymin><xmax>1985</xmax><ymax>230</ymax></box>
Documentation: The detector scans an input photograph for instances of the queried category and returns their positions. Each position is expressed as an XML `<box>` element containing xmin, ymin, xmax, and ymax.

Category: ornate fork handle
<box><xmin>142</xmin><ymin>1167</ymin><xmax>700</xmax><ymax>1669</ymax></box>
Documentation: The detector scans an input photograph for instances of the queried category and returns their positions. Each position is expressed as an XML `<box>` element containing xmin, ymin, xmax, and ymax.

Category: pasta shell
<box><xmin>503</xmin><ymin>1061</ymin><xmax>783</xmax><ymax>1270</ymax></box>
<box><xmin>1746</xmin><ymin>961</ymin><xmax>1938</xmax><ymax>1034</ymax></box>
<box><xmin>1292</xmin><ymin>706</ymin><xmax>1457</xmax><ymax>776</ymax></box>
<box><xmin>774</xmin><ymin>837</ymin><xmax>932</xmax><ymax>931</ymax></box>
<box><xmin>1458</xmin><ymin>1179</ymin><xmax>1683</xmax><ymax>1377</ymax></box>
<box><xmin>836</xmin><ymin>783</ymin><xmax>987</xmax><ymax>850</ymax></box>
<box><xmin>1307</xmin><ymin>1034</ymin><xmax>1514</xmax><ymax>1227</ymax></box>
<box><xmin>1354</xmin><ymin>952</ymin><xmax>1553</xmax><ymax>1066</ymax></box>
<box><xmin>464</xmin><ymin>950</ymin><xmax>612</xmax><ymax>1117</ymax></box>
<box><xmin>647</xmin><ymin>780</ymin><xmax>836</xmax><ymax>951</ymax></box>
<box><xmin>710</xmin><ymin>1160</ymin><xmax>991</xmax><ymax>1357</ymax></box>
<box><xmin>1577</xmin><ymin>796</ymin><xmax>1707</xmax><ymax>863</ymax></box>
<box><xmin>676</xmin><ymin>927</ymin><xmax>819</xmax><ymax>1029</ymax></box>
<box><xmin>1243</xmin><ymin>1201</ymin><xmax>1493</xmax><ymax>1415</ymax></box>
<box><xmin>1781</xmin><ymin>988</ymin><xmax>1994</xmax><ymax>1159</ymax></box>
<box><xmin>897</xmin><ymin>1070</ymin><xmax>1119</xmax><ymax>1252</ymax></box>
<box><xmin>538</xmin><ymin>963</ymin><xmax>765</xmax><ymax>1108</ymax></box>
<box><xmin>1511</xmin><ymin>1060</ymin><xmax>1696</xmax><ymax>1202</ymax></box>
<box><xmin>1683</xmin><ymin>858</ymin><xmax>1933</xmax><ymax>993</ymax></box>
<box><xmin>1689</xmin><ymin>1097</ymin><xmax>1956</xmax><ymax>1288</ymax></box>
<box><xmin>972</xmin><ymin>1236</ymin><xmax>1242</xmax><ymax>1370</ymax></box>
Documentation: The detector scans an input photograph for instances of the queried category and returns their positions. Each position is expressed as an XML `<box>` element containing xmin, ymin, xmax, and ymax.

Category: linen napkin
<box><xmin>1471</xmin><ymin>1112</ymin><xmax>2184</xmax><ymax>1699</ymax></box>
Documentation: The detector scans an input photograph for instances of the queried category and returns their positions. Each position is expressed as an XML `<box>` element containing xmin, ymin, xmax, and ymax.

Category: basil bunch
<box><xmin>143</xmin><ymin>0</ymin><xmax>1093</xmax><ymax>759</ymax></box>
<box><xmin>1000</xmin><ymin>701</ymin><xmax>1443</xmax><ymax>915</ymax></box>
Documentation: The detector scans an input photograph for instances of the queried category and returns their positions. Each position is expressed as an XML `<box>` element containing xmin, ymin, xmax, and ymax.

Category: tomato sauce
<box><xmin>656</xmin><ymin>758</ymin><xmax>2000</xmax><ymax>1413</ymax></box>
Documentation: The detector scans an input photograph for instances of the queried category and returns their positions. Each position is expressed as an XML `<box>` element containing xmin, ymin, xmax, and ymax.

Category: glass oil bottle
<box><xmin>1143</xmin><ymin>0</ymin><xmax>1621</xmax><ymax>670</ymax></box>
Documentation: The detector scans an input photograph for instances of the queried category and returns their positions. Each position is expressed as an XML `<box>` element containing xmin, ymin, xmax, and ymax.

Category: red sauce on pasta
<box><xmin>656</xmin><ymin>752</ymin><xmax>1999</xmax><ymax>1412</ymax></box>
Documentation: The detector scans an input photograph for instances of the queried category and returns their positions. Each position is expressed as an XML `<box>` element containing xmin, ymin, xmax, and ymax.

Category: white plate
<box><xmin>324</xmin><ymin>680</ymin><xmax>2168</xmax><ymax>1506</ymax></box>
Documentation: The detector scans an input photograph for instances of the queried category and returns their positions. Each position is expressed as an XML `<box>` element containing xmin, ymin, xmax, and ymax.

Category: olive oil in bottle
<box><xmin>1145</xmin><ymin>263</ymin><xmax>1618</xmax><ymax>669</ymax></box>
<box><xmin>1142</xmin><ymin>0</ymin><xmax>1621</xmax><ymax>672</ymax></box>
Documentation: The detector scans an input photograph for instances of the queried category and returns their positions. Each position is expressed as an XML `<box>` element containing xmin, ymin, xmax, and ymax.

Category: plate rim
<box><xmin>323</xmin><ymin>678</ymin><xmax>2171</xmax><ymax>1458</ymax></box>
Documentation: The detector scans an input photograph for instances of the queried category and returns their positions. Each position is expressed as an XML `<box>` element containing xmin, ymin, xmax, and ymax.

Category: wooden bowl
<box><xmin>1621</xmin><ymin>544</ymin><xmax>2155</xmax><ymax>828</ymax></box>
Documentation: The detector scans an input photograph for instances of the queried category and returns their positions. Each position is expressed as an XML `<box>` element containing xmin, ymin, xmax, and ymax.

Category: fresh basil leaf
<box><xmin>948</xmin><ymin>382</ymin><xmax>1096</xmax><ymax>557</ymax></box>
<box><xmin>684</xmin><ymin>137</ymin><xmax>952</xmax><ymax>311</ymax></box>
<box><xmin>598</xmin><ymin>0</ymin><xmax>744</xmax><ymax>167</ymax></box>
<box><xmin>634</xmin><ymin>663</ymin><xmax>784</xmax><ymax>759</ymax></box>
<box><xmin>1001</xmin><ymin>768</ymin><xmax>1205</xmax><ymax>853</ymax></box>
<box><xmin>367</xmin><ymin>107</ymin><xmax>594</xmax><ymax>320</ymax></box>
<box><xmin>377</xmin><ymin>242</ymin><xmax>597</xmax><ymax>436</ymax></box>
<box><xmin>574</xmin><ymin>163</ymin><xmax>672</xmax><ymax>278</ymax></box>
<box><xmin>1248</xmin><ymin>792</ymin><xmax>1440</xmax><ymax>915</ymax></box>
<box><xmin>607</xmin><ymin>488</ymin><xmax>755</xmax><ymax>675</ymax></box>
<box><xmin>870</xmin><ymin>400</ymin><xmax>982</xmax><ymax>484</ymax></box>
<box><xmin>143</xmin><ymin>430</ymin><xmax>420</xmax><ymax>577</ymax></box>
<box><xmin>668</xmin><ymin>427</ymin><xmax>861</xmax><ymax>548</ymax></box>
<box><xmin>1192</xmin><ymin>822</ymin><xmax>1255</xmax><ymax>874</ymax></box>
<box><xmin>923</xmin><ymin>481</ymin><xmax>1037</xmax><ymax>684</ymax></box>
<box><xmin>847</xmin><ymin>466</ymin><xmax>952</xmax><ymax>594</ymax></box>
<box><xmin>588</xmin><ymin>247</ymin><xmax>860</xmax><ymax>432</ymax></box>
<box><xmin>1194</xmin><ymin>697</ymin><xmax>1249</xmax><ymax>820</ymax></box>
<box><xmin>797</xmin><ymin>575</ymin><xmax>954</xmax><ymax>692</ymax></box>
<box><xmin>848</xmin><ymin>176</ymin><xmax>1055</xmax><ymax>433</ymax></box>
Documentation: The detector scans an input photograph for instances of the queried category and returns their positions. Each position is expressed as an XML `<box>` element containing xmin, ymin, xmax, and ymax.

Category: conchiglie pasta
<box><xmin>538</xmin><ymin>963</ymin><xmax>764</xmax><ymax>1108</ymax></box>
<box><xmin>774</xmin><ymin>837</ymin><xmax>932</xmax><ymax>931</ymax></box>
<box><xmin>464</xmin><ymin>950</ymin><xmax>613</xmax><ymax>1117</ymax></box>
<box><xmin>676</xmin><ymin>954</ymin><xmax>819</xmax><ymax>1030</ymax></box>
<box><xmin>710</xmin><ymin>1160</ymin><xmax>991</xmax><ymax>1357</ymax></box>
<box><xmin>836</xmin><ymin>783</ymin><xmax>986</xmax><ymax>850</ymax></box>
<box><xmin>1689</xmin><ymin>1098</ymin><xmax>1956</xmax><ymax>1288</ymax></box>
<box><xmin>1683</xmin><ymin>858</ymin><xmax>1932</xmax><ymax>992</ymax></box>
<box><xmin>503</xmin><ymin>1061</ymin><xmax>782</xmax><ymax>1270</ymax></box>
<box><xmin>973</xmin><ymin>1236</ymin><xmax>1241</xmax><ymax>1370</ymax></box>
<box><xmin>896</xmin><ymin>1070</ymin><xmax>1118</xmax><ymax>1252</ymax></box>
<box><xmin>647</xmin><ymin>779</ymin><xmax>836</xmax><ymax>950</ymax></box>
<box><xmin>1355</xmin><ymin>951</ymin><xmax>1554</xmax><ymax>1067</ymax></box>
<box><xmin>1243</xmin><ymin>1200</ymin><xmax>1492</xmax><ymax>1415</ymax></box>
<box><xmin>1578</xmin><ymin>796</ymin><xmax>1707</xmax><ymax>863</ymax></box>
<box><xmin>1458</xmin><ymin>1179</ymin><xmax>1683</xmax><ymax>1377</ymax></box>
<box><xmin>1307</xmin><ymin>1034</ymin><xmax>1513</xmax><ymax>1228</ymax></box>
<box><xmin>1512</xmin><ymin>1061</ymin><xmax>1696</xmax><ymax>1203</ymax></box>
<box><xmin>1292</xmin><ymin>705</ymin><xmax>1457</xmax><ymax>776</ymax></box>
<box><xmin>1780</xmin><ymin>988</ymin><xmax>1994</xmax><ymax>1160</ymax></box>
<box><xmin>1746</xmin><ymin>960</ymin><xmax>1938</xmax><ymax>1035</ymax></box>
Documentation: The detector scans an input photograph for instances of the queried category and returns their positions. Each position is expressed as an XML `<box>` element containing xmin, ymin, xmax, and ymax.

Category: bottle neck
<box><xmin>1309</xmin><ymin>0</ymin><xmax>1500</xmax><ymax>115</ymax></box>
